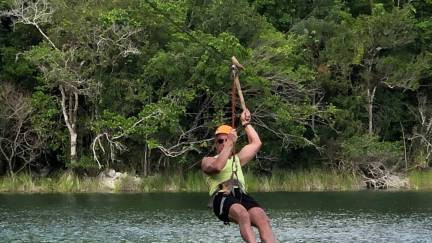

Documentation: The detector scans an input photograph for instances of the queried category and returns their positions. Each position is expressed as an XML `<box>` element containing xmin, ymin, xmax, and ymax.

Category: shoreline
<box><xmin>1</xmin><ymin>169</ymin><xmax>431</xmax><ymax>193</ymax></box>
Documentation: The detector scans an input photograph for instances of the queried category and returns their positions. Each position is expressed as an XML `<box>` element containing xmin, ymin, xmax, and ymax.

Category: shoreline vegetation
<box><xmin>1</xmin><ymin>169</ymin><xmax>432</xmax><ymax>193</ymax></box>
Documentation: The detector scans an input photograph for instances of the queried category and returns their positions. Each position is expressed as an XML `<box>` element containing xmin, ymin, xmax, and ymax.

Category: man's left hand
<box><xmin>241</xmin><ymin>109</ymin><xmax>251</xmax><ymax>126</ymax></box>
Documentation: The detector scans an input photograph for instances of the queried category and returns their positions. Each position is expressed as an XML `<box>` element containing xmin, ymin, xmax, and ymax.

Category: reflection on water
<box><xmin>1</xmin><ymin>192</ymin><xmax>432</xmax><ymax>242</ymax></box>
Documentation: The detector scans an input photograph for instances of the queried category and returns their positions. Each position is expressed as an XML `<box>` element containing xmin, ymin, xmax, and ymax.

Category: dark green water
<box><xmin>1</xmin><ymin>191</ymin><xmax>432</xmax><ymax>242</ymax></box>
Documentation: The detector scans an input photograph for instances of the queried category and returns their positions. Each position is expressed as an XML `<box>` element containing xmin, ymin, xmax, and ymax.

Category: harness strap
<box><xmin>230</xmin><ymin>65</ymin><xmax>239</xmax><ymax>187</ymax></box>
<box><xmin>219</xmin><ymin>196</ymin><xmax>226</xmax><ymax>216</ymax></box>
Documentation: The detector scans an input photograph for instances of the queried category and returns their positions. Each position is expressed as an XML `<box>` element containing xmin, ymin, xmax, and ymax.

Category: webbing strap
<box><xmin>230</xmin><ymin>63</ymin><xmax>245</xmax><ymax>193</ymax></box>
<box><xmin>219</xmin><ymin>197</ymin><xmax>226</xmax><ymax>216</ymax></box>
<box><xmin>230</xmin><ymin>66</ymin><xmax>238</xmax><ymax>180</ymax></box>
<box><xmin>231</xmin><ymin>69</ymin><xmax>237</xmax><ymax>129</ymax></box>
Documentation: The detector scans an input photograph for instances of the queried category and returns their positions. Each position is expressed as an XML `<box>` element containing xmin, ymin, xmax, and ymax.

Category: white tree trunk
<box><xmin>60</xmin><ymin>85</ymin><xmax>79</xmax><ymax>164</ymax></box>
<box><xmin>70</xmin><ymin>131</ymin><xmax>77</xmax><ymax>164</ymax></box>
<box><xmin>367</xmin><ymin>86</ymin><xmax>377</xmax><ymax>135</ymax></box>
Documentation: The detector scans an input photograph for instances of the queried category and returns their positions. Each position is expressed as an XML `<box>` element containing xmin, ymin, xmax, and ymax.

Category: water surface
<box><xmin>1</xmin><ymin>191</ymin><xmax>432</xmax><ymax>242</ymax></box>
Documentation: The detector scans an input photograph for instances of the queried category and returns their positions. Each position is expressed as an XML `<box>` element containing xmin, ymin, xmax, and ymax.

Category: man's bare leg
<box><xmin>249</xmin><ymin>207</ymin><xmax>275</xmax><ymax>243</ymax></box>
<box><xmin>229</xmin><ymin>203</ymin><xmax>257</xmax><ymax>243</ymax></box>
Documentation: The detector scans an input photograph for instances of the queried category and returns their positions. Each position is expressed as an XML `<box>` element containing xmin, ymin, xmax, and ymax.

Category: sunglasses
<box><xmin>217</xmin><ymin>138</ymin><xmax>227</xmax><ymax>144</ymax></box>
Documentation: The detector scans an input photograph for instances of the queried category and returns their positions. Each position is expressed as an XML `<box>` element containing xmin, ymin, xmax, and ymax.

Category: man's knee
<box><xmin>229</xmin><ymin>204</ymin><xmax>251</xmax><ymax>223</ymax></box>
<box><xmin>249</xmin><ymin>207</ymin><xmax>268</xmax><ymax>218</ymax></box>
<box><xmin>249</xmin><ymin>207</ymin><xmax>271</xmax><ymax>226</ymax></box>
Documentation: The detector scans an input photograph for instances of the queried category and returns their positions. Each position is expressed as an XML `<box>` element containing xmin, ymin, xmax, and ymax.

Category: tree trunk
<box><xmin>60</xmin><ymin>85</ymin><xmax>79</xmax><ymax>164</ymax></box>
<box><xmin>367</xmin><ymin>86</ymin><xmax>377</xmax><ymax>135</ymax></box>
<box><xmin>6</xmin><ymin>156</ymin><xmax>14</xmax><ymax>177</ymax></box>
<box><xmin>143</xmin><ymin>144</ymin><xmax>148</xmax><ymax>176</ymax></box>
<box><xmin>70</xmin><ymin>131</ymin><xmax>77</xmax><ymax>164</ymax></box>
<box><xmin>311</xmin><ymin>92</ymin><xmax>316</xmax><ymax>132</ymax></box>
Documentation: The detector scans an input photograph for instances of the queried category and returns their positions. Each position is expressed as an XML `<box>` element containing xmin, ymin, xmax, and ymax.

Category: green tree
<box><xmin>326</xmin><ymin>5</ymin><xmax>421</xmax><ymax>135</ymax></box>
<box><xmin>3</xmin><ymin>0</ymin><xmax>143</xmax><ymax>165</ymax></box>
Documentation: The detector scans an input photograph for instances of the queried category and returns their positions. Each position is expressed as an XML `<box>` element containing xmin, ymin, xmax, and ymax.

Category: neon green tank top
<box><xmin>204</xmin><ymin>155</ymin><xmax>246</xmax><ymax>195</ymax></box>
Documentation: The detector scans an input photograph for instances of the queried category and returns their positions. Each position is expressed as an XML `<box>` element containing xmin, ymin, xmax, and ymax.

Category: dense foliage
<box><xmin>0</xmin><ymin>0</ymin><xmax>431</xmax><ymax>176</ymax></box>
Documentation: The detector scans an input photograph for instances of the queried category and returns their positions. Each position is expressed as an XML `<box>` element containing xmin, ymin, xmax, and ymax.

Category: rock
<box><xmin>98</xmin><ymin>169</ymin><xmax>121</xmax><ymax>190</ymax></box>
<box><xmin>106</xmin><ymin>169</ymin><xmax>116</xmax><ymax>178</ymax></box>
<box><xmin>386</xmin><ymin>174</ymin><xmax>410</xmax><ymax>188</ymax></box>
<box><xmin>359</xmin><ymin>162</ymin><xmax>410</xmax><ymax>189</ymax></box>
<box><xmin>98</xmin><ymin>169</ymin><xmax>141</xmax><ymax>191</ymax></box>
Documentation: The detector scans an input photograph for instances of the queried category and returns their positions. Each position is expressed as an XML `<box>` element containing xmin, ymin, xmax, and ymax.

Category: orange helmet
<box><xmin>215</xmin><ymin>124</ymin><xmax>233</xmax><ymax>135</ymax></box>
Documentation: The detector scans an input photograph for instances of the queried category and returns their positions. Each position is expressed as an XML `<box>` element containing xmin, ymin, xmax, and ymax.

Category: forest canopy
<box><xmin>0</xmin><ymin>0</ymin><xmax>431</xmax><ymax>177</ymax></box>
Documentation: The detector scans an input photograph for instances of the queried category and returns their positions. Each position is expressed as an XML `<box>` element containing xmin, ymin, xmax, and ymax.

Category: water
<box><xmin>1</xmin><ymin>191</ymin><xmax>432</xmax><ymax>242</ymax></box>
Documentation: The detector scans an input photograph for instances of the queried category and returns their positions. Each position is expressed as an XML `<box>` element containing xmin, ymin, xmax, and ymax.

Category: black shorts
<box><xmin>212</xmin><ymin>187</ymin><xmax>261</xmax><ymax>223</ymax></box>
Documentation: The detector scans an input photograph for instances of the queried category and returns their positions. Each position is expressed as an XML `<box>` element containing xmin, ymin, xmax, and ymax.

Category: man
<box><xmin>201</xmin><ymin>108</ymin><xmax>275</xmax><ymax>243</ymax></box>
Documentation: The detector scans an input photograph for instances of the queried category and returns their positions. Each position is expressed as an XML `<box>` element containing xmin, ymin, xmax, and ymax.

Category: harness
<box><xmin>217</xmin><ymin>156</ymin><xmax>243</xmax><ymax>196</ymax></box>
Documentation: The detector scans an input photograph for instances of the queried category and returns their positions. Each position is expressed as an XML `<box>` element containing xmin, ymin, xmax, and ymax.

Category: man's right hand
<box><xmin>227</xmin><ymin>129</ymin><xmax>238</xmax><ymax>144</ymax></box>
